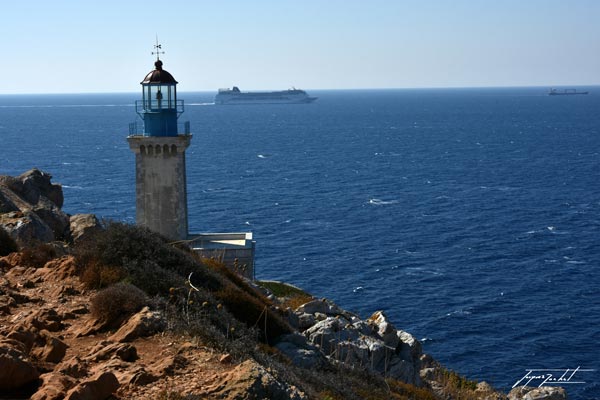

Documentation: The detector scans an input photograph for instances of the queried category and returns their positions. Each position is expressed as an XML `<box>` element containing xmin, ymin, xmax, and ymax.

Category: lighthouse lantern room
<box><xmin>135</xmin><ymin>47</ymin><xmax>185</xmax><ymax>136</ymax></box>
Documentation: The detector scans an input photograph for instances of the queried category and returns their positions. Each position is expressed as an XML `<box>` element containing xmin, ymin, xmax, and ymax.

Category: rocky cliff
<box><xmin>0</xmin><ymin>170</ymin><xmax>567</xmax><ymax>400</ymax></box>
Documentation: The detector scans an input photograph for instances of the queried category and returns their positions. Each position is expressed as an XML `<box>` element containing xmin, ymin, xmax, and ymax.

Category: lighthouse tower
<box><xmin>127</xmin><ymin>44</ymin><xmax>191</xmax><ymax>240</ymax></box>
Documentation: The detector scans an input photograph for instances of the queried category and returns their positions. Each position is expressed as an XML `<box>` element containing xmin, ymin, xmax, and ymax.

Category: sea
<box><xmin>1</xmin><ymin>88</ymin><xmax>599</xmax><ymax>398</ymax></box>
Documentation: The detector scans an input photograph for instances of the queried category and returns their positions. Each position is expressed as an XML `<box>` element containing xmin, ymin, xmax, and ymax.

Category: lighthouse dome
<box><xmin>141</xmin><ymin>60</ymin><xmax>178</xmax><ymax>84</ymax></box>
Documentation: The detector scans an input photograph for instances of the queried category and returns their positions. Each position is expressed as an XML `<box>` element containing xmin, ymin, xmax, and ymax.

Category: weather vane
<box><xmin>152</xmin><ymin>36</ymin><xmax>165</xmax><ymax>61</ymax></box>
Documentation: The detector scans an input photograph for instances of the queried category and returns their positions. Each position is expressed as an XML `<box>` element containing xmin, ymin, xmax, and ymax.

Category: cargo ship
<box><xmin>548</xmin><ymin>88</ymin><xmax>589</xmax><ymax>96</ymax></box>
<box><xmin>215</xmin><ymin>86</ymin><xmax>317</xmax><ymax>105</ymax></box>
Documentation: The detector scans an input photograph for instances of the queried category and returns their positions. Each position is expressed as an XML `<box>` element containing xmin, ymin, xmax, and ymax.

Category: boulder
<box><xmin>32</xmin><ymin>198</ymin><xmax>70</xmax><ymax>241</ymax></box>
<box><xmin>275</xmin><ymin>333</ymin><xmax>327</xmax><ymax>368</ymax></box>
<box><xmin>7</xmin><ymin>169</ymin><xmax>63</xmax><ymax>208</ymax></box>
<box><xmin>397</xmin><ymin>329</ymin><xmax>422</xmax><ymax>359</ymax></box>
<box><xmin>304</xmin><ymin>317</ymin><xmax>360</xmax><ymax>354</ymax></box>
<box><xmin>297</xmin><ymin>312</ymin><xmax>316</xmax><ymax>330</ymax></box>
<box><xmin>0</xmin><ymin>189</ymin><xmax>19</xmax><ymax>213</ymax></box>
<box><xmin>69</xmin><ymin>214</ymin><xmax>102</xmax><ymax>243</ymax></box>
<box><xmin>86</xmin><ymin>341</ymin><xmax>138</xmax><ymax>362</ymax></box>
<box><xmin>5</xmin><ymin>324</ymin><xmax>40</xmax><ymax>353</ymax></box>
<box><xmin>31</xmin><ymin>330</ymin><xmax>68</xmax><ymax>363</ymax></box>
<box><xmin>149</xmin><ymin>354</ymin><xmax>188</xmax><ymax>377</ymax></box>
<box><xmin>0</xmin><ymin>210</ymin><xmax>55</xmax><ymax>243</ymax></box>
<box><xmin>368</xmin><ymin>311</ymin><xmax>400</xmax><ymax>349</ymax></box>
<box><xmin>108</xmin><ymin>307</ymin><xmax>165</xmax><ymax>342</ymax></box>
<box><xmin>56</xmin><ymin>356</ymin><xmax>89</xmax><ymax>379</ymax></box>
<box><xmin>31</xmin><ymin>372</ymin><xmax>77</xmax><ymax>400</ymax></box>
<box><xmin>33</xmin><ymin>256</ymin><xmax>78</xmax><ymax>282</ymax></box>
<box><xmin>0</xmin><ymin>170</ymin><xmax>67</xmax><ymax>243</ymax></box>
<box><xmin>388</xmin><ymin>357</ymin><xmax>418</xmax><ymax>385</ymax></box>
<box><xmin>64</xmin><ymin>371</ymin><xmax>119</xmax><ymax>400</ymax></box>
<box><xmin>0</xmin><ymin>294</ymin><xmax>16</xmax><ymax>314</ymax></box>
<box><xmin>116</xmin><ymin>366</ymin><xmax>158</xmax><ymax>386</ymax></box>
<box><xmin>0</xmin><ymin>343</ymin><xmax>40</xmax><ymax>390</ymax></box>
<box><xmin>23</xmin><ymin>308</ymin><xmax>64</xmax><ymax>332</ymax></box>
<box><xmin>205</xmin><ymin>359</ymin><xmax>306</xmax><ymax>400</ymax></box>
<box><xmin>508</xmin><ymin>386</ymin><xmax>568</xmax><ymax>400</ymax></box>
<box><xmin>296</xmin><ymin>298</ymin><xmax>345</xmax><ymax>317</ymax></box>
<box><xmin>72</xmin><ymin>316</ymin><xmax>111</xmax><ymax>338</ymax></box>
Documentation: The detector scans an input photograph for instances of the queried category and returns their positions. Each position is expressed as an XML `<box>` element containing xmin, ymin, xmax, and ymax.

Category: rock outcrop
<box><xmin>508</xmin><ymin>386</ymin><xmax>568</xmax><ymax>400</ymax></box>
<box><xmin>0</xmin><ymin>169</ymin><xmax>69</xmax><ymax>243</ymax></box>
<box><xmin>205</xmin><ymin>359</ymin><xmax>306</xmax><ymax>400</ymax></box>
<box><xmin>0</xmin><ymin>170</ymin><xmax>103</xmax><ymax>245</ymax></box>
<box><xmin>284</xmin><ymin>298</ymin><xmax>423</xmax><ymax>385</ymax></box>
<box><xmin>69</xmin><ymin>214</ymin><xmax>102</xmax><ymax>243</ymax></box>
<box><xmin>0</xmin><ymin>342</ymin><xmax>40</xmax><ymax>390</ymax></box>
<box><xmin>108</xmin><ymin>307</ymin><xmax>166</xmax><ymax>343</ymax></box>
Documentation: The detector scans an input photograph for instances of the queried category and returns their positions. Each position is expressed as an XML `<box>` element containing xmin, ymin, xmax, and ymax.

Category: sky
<box><xmin>2</xmin><ymin>0</ymin><xmax>599</xmax><ymax>94</ymax></box>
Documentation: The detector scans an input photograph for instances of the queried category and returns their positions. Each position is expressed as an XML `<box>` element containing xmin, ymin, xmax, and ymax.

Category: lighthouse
<box><xmin>127</xmin><ymin>42</ymin><xmax>255</xmax><ymax>278</ymax></box>
<box><xmin>127</xmin><ymin>43</ymin><xmax>191</xmax><ymax>240</ymax></box>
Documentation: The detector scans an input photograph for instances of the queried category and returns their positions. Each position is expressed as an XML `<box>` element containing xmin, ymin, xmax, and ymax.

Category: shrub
<box><xmin>163</xmin><ymin>287</ymin><xmax>258</xmax><ymax>360</ymax></box>
<box><xmin>215</xmin><ymin>283</ymin><xmax>292</xmax><ymax>344</ymax></box>
<box><xmin>90</xmin><ymin>282</ymin><xmax>148</xmax><ymax>325</ymax></box>
<box><xmin>75</xmin><ymin>222</ymin><xmax>223</xmax><ymax>293</ymax></box>
<box><xmin>0</xmin><ymin>227</ymin><xmax>18</xmax><ymax>256</ymax></box>
<box><xmin>123</xmin><ymin>259</ymin><xmax>183</xmax><ymax>296</ymax></box>
<box><xmin>80</xmin><ymin>261</ymin><xmax>126</xmax><ymax>289</ymax></box>
<box><xmin>19</xmin><ymin>241</ymin><xmax>57</xmax><ymax>268</ymax></box>
<box><xmin>386</xmin><ymin>379</ymin><xmax>437</xmax><ymax>400</ymax></box>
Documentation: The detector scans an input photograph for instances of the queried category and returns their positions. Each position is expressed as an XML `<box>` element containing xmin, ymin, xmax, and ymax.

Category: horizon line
<box><xmin>1</xmin><ymin>84</ymin><xmax>598</xmax><ymax>96</ymax></box>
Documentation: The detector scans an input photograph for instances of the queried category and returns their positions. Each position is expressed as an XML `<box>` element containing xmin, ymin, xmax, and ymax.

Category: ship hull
<box><xmin>548</xmin><ymin>89</ymin><xmax>589</xmax><ymax>96</ymax></box>
<box><xmin>548</xmin><ymin>92</ymin><xmax>588</xmax><ymax>96</ymax></box>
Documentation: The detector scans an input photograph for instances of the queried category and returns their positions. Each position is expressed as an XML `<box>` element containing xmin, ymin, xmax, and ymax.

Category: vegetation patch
<box><xmin>19</xmin><ymin>241</ymin><xmax>57</xmax><ymax>268</ymax></box>
<box><xmin>90</xmin><ymin>282</ymin><xmax>148</xmax><ymax>326</ymax></box>
<box><xmin>75</xmin><ymin>222</ymin><xmax>291</xmax><ymax>345</ymax></box>
<box><xmin>257</xmin><ymin>280</ymin><xmax>314</xmax><ymax>310</ymax></box>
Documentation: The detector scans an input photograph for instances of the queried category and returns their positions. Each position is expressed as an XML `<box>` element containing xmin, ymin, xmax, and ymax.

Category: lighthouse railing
<box><xmin>128</xmin><ymin>121</ymin><xmax>191</xmax><ymax>136</ymax></box>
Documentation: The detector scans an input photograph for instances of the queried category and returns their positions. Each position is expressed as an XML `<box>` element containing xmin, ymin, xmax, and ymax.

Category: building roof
<box><xmin>141</xmin><ymin>60</ymin><xmax>178</xmax><ymax>85</ymax></box>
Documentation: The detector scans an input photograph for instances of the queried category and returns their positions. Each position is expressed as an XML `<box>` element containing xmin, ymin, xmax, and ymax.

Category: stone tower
<box><xmin>127</xmin><ymin>50</ymin><xmax>191</xmax><ymax>240</ymax></box>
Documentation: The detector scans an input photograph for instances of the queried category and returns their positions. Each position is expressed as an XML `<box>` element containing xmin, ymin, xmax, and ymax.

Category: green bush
<box><xmin>90</xmin><ymin>282</ymin><xmax>148</xmax><ymax>325</ymax></box>
<box><xmin>0</xmin><ymin>227</ymin><xmax>18</xmax><ymax>256</ymax></box>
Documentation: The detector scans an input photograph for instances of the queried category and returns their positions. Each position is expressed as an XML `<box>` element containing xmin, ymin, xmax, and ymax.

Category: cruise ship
<box><xmin>215</xmin><ymin>86</ymin><xmax>317</xmax><ymax>105</ymax></box>
<box><xmin>548</xmin><ymin>88</ymin><xmax>589</xmax><ymax>96</ymax></box>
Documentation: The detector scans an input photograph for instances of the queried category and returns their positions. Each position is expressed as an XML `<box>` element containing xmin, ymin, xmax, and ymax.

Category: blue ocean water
<box><xmin>1</xmin><ymin>88</ymin><xmax>599</xmax><ymax>398</ymax></box>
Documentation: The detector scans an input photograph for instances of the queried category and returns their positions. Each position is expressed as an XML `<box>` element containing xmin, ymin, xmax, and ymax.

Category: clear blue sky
<box><xmin>3</xmin><ymin>0</ymin><xmax>599</xmax><ymax>94</ymax></box>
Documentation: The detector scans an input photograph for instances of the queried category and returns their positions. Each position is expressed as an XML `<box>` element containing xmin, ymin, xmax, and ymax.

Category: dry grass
<box><xmin>80</xmin><ymin>261</ymin><xmax>126</xmax><ymax>289</ymax></box>
<box><xmin>257</xmin><ymin>280</ymin><xmax>314</xmax><ymax>310</ymax></box>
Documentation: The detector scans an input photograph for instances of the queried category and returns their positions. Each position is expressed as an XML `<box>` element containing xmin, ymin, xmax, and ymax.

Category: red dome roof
<box><xmin>141</xmin><ymin>60</ymin><xmax>178</xmax><ymax>84</ymax></box>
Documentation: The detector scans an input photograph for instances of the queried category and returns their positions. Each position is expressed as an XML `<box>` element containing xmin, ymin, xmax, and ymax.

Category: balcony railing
<box><xmin>128</xmin><ymin>121</ymin><xmax>191</xmax><ymax>136</ymax></box>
